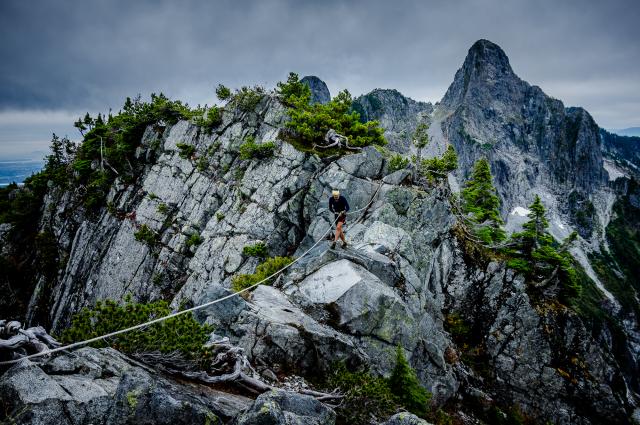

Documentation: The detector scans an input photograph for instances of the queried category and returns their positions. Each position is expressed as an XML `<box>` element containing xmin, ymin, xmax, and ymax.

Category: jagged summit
<box><xmin>441</xmin><ymin>39</ymin><xmax>520</xmax><ymax>107</ymax></box>
<box><xmin>465</xmin><ymin>39</ymin><xmax>514</xmax><ymax>74</ymax></box>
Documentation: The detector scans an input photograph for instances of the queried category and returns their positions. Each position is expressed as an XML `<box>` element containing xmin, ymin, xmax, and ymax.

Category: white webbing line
<box><xmin>0</xmin><ymin>183</ymin><xmax>382</xmax><ymax>366</ymax></box>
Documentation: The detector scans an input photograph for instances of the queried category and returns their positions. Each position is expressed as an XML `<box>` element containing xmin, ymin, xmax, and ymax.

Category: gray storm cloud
<box><xmin>0</xmin><ymin>0</ymin><xmax>639</xmax><ymax>158</ymax></box>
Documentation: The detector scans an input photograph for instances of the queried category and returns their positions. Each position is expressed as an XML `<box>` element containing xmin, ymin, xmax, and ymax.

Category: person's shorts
<box><xmin>335</xmin><ymin>214</ymin><xmax>347</xmax><ymax>225</ymax></box>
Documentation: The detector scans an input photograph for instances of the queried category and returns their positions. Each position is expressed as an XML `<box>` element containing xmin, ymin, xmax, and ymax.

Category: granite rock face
<box><xmin>600</xmin><ymin>128</ymin><xmax>640</xmax><ymax>180</ymax></box>
<box><xmin>431</xmin><ymin>239</ymin><xmax>633</xmax><ymax>424</ymax></box>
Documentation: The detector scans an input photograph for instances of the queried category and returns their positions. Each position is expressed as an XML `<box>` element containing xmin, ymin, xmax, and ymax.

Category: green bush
<box><xmin>194</xmin><ymin>105</ymin><xmax>222</xmax><ymax>134</ymax></box>
<box><xmin>157</xmin><ymin>203</ymin><xmax>168</xmax><ymax>214</ymax></box>
<box><xmin>238</xmin><ymin>136</ymin><xmax>276</xmax><ymax>160</ymax></box>
<box><xmin>196</xmin><ymin>157</ymin><xmax>209</xmax><ymax>172</ymax></box>
<box><xmin>231</xmin><ymin>86</ymin><xmax>265</xmax><ymax>112</ymax></box>
<box><xmin>388</xmin><ymin>154</ymin><xmax>409</xmax><ymax>173</ymax></box>
<box><xmin>176</xmin><ymin>142</ymin><xmax>196</xmax><ymax>159</ymax></box>
<box><xmin>278</xmin><ymin>73</ymin><xmax>386</xmax><ymax>151</ymax></box>
<box><xmin>444</xmin><ymin>313</ymin><xmax>471</xmax><ymax>341</ymax></box>
<box><xmin>326</xmin><ymin>362</ymin><xmax>398</xmax><ymax>425</ymax></box>
<box><xmin>325</xmin><ymin>349</ymin><xmax>432</xmax><ymax>424</ymax></box>
<box><xmin>186</xmin><ymin>233</ymin><xmax>203</xmax><ymax>248</ymax></box>
<box><xmin>242</xmin><ymin>242</ymin><xmax>268</xmax><ymax>258</ymax></box>
<box><xmin>59</xmin><ymin>298</ymin><xmax>213</xmax><ymax>360</ymax></box>
<box><xmin>276</xmin><ymin>72</ymin><xmax>311</xmax><ymax>105</ymax></box>
<box><xmin>389</xmin><ymin>346</ymin><xmax>431</xmax><ymax>417</ymax></box>
<box><xmin>83</xmin><ymin>170</ymin><xmax>112</xmax><ymax>210</ymax></box>
<box><xmin>231</xmin><ymin>256</ymin><xmax>294</xmax><ymax>292</ymax></box>
<box><xmin>216</xmin><ymin>212</ymin><xmax>225</xmax><ymax>221</ymax></box>
<box><xmin>418</xmin><ymin>145</ymin><xmax>458</xmax><ymax>181</ymax></box>
<box><xmin>215</xmin><ymin>84</ymin><xmax>232</xmax><ymax>101</ymax></box>
<box><xmin>134</xmin><ymin>224</ymin><xmax>158</xmax><ymax>246</ymax></box>
<box><xmin>194</xmin><ymin>106</ymin><xmax>223</xmax><ymax>134</ymax></box>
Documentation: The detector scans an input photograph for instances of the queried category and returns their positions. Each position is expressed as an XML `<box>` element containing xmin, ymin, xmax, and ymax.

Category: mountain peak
<box><xmin>463</xmin><ymin>39</ymin><xmax>514</xmax><ymax>77</ymax></box>
<box><xmin>441</xmin><ymin>39</ymin><xmax>519</xmax><ymax>107</ymax></box>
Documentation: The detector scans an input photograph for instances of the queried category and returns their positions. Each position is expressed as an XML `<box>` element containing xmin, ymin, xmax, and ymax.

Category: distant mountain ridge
<box><xmin>0</xmin><ymin>159</ymin><xmax>45</xmax><ymax>186</ymax></box>
<box><xmin>611</xmin><ymin>127</ymin><xmax>640</xmax><ymax>137</ymax></box>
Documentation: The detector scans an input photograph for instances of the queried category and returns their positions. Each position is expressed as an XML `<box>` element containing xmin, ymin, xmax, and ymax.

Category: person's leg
<box><xmin>331</xmin><ymin>221</ymin><xmax>341</xmax><ymax>248</ymax></box>
<box><xmin>337</xmin><ymin>218</ymin><xmax>347</xmax><ymax>246</ymax></box>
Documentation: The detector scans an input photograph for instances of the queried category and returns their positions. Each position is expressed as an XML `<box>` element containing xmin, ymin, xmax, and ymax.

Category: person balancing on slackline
<box><xmin>329</xmin><ymin>189</ymin><xmax>350</xmax><ymax>249</ymax></box>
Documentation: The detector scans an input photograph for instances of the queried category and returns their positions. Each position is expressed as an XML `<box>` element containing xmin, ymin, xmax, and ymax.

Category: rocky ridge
<box><xmin>1</xmin><ymin>41</ymin><xmax>639</xmax><ymax>424</ymax></box>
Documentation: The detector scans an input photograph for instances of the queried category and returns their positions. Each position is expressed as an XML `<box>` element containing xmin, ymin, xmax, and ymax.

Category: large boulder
<box><xmin>286</xmin><ymin>259</ymin><xmax>414</xmax><ymax>347</ymax></box>
<box><xmin>336</xmin><ymin>146</ymin><xmax>384</xmax><ymax>179</ymax></box>
<box><xmin>234</xmin><ymin>389</ymin><xmax>335</xmax><ymax>425</ymax></box>
<box><xmin>232</xmin><ymin>285</ymin><xmax>361</xmax><ymax>374</ymax></box>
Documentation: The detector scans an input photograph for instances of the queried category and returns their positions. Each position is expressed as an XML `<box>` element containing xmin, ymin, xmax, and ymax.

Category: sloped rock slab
<box><xmin>233</xmin><ymin>285</ymin><xmax>361</xmax><ymax>374</ymax></box>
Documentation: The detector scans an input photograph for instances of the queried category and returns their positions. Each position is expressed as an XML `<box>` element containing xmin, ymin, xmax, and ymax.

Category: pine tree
<box><xmin>74</xmin><ymin>117</ymin><xmax>87</xmax><ymax>136</ymax></box>
<box><xmin>82</xmin><ymin>112</ymin><xmax>95</xmax><ymax>132</ymax></box>
<box><xmin>276</xmin><ymin>72</ymin><xmax>311</xmax><ymax>104</ymax></box>
<box><xmin>215</xmin><ymin>84</ymin><xmax>232</xmax><ymax>101</ymax></box>
<box><xmin>123</xmin><ymin>96</ymin><xmax>133</xmax><ymax>112</ymax></box>
<box><xmin>389</xmin><ymin>346</ymin><xmax>431</xmax><ymax>418</ymax></box>
<box><xmin>507</xmin><ymin>195</ymin><xmax>581</xmax><ymax>300</ymax></box>
<box><xmin>511</xmin><ymin>195</ymin><xmax>552</xmax><ymax>263</ymax></box>
<box><xmin>461</xmin><ymin>158</ymin><xmax>506</xmax><ymax>244</ymax></box>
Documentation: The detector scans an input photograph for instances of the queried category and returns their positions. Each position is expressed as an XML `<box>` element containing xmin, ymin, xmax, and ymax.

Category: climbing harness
<box><xmin>0</xmin><ymin>184</ymin><xmax>383</xmax><ymax>366</ymax></box>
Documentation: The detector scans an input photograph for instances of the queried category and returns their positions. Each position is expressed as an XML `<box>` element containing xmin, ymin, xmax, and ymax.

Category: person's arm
<box><xmin>329</xmin><ymin>197</ymin><xmax>334</xmax><ymax>213</ymax></box>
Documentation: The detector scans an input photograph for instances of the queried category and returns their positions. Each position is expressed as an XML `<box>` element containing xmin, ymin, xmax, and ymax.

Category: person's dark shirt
<box><xmin>329</xmin><ymin>195</ymin><xmax>350</xmax><ymax>215</ymax></box>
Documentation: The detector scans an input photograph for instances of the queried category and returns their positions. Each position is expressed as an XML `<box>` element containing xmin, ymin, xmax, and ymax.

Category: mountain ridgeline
<box><xmin>1</xmin><ymin>39</ymin><xmax>639</xmax><ymax>425</ymax></box>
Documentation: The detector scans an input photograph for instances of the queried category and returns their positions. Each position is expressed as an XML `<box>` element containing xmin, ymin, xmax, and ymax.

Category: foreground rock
<box><xmin>0</xmin><ymin>348</ymin><xmax>249</xmax><ymax>424</ymax></box>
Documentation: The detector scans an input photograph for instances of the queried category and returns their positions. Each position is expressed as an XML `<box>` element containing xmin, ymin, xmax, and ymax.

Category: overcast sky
<box><xmin>1</xmin><ymin>0</ymin><xmax>639</xmax><ymax>159</ymax></box>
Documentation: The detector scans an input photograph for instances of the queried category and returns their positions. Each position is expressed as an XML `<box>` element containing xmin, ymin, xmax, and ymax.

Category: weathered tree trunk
<box><xmin>0</xmin><ymin>320</ymin><xmax>61</xmax><ymax>362</ymax></box>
